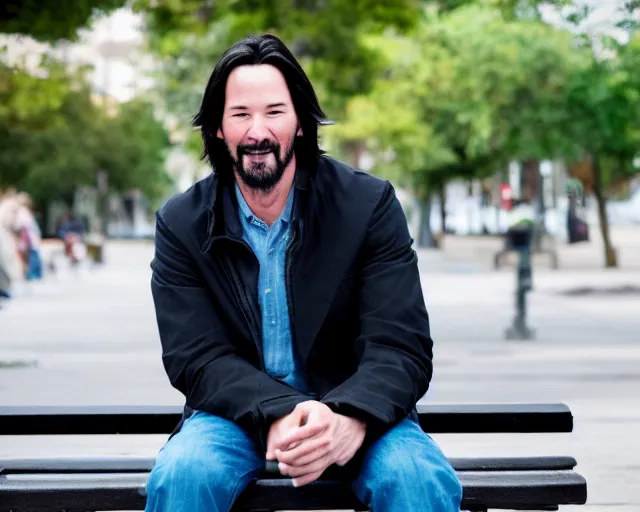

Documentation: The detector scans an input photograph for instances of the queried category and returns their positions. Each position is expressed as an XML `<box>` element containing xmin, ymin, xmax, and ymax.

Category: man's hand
<box><xmin>265</xmin><ymin>402</ymin><xmax>328</xmax><ymax>461</ymax></box>
<box><xmin>273</xmin><ymin>401</ymin><xmax>367</xmax><ymax>487</ymax></box>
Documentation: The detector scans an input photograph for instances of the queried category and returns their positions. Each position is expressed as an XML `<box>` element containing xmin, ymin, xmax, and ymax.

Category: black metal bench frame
<box><xmin>0</xmin><ymin>403</ymin><xmax>588</xmax><ymax>512</ymax></box>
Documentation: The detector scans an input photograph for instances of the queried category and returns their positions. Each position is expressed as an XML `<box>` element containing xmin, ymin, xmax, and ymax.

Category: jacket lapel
<box><xmin>291</xmin><ymin>179</ymin><xmax>373</xmax><ymax>363</ymax></box>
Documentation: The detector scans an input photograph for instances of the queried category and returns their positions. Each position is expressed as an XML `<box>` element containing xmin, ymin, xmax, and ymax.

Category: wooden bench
<box><xmin>0</xmin><ymin>403</ymin><xmax>587</xmax><ymax>511</ymax></box>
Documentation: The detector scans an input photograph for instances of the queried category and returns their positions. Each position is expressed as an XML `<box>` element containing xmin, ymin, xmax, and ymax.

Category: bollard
<box><xmin>504</xmin><ymin>227</ymin><xmax>536</xmax><ymax>340</ymax></box>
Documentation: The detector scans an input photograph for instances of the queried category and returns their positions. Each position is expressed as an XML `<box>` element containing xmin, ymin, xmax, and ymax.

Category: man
<box><xmin>146</xmin><ymin>33</ymin><xmax>462</xmax><ymax>512</ymax></box>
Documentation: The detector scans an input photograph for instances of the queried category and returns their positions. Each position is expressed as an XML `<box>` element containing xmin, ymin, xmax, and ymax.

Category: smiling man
<box><xmin>145</xmin><ymin>33</ymin><xmax>462</xmax><ymax>512</ymax></box>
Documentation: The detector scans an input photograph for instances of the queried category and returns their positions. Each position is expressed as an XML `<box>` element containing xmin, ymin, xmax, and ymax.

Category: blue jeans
<box><xmin>145</xmin><ymin>410</ymin><xmax>462</xmax><ymax>512</ymax></box>
<box><xmin>26</xmin><ymin>249</ymin><xmax>42</xmax><ymax>280</ymax></box>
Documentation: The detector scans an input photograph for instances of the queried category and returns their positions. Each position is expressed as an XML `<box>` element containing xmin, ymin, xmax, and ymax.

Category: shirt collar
<box><xmin>234</xmin><ymin>181</ymin><xmax>295</xmax><ymax>225</ymax></box>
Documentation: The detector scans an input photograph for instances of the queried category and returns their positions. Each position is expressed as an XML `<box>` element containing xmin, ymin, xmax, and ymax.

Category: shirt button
<box><xmin>269</xmin><ymin>248</ymin><xmax>274</xmax><ymax>254</ymax></box>
<box><xmin>271</xmin><ymin>320</ymin><xmax>276</xmax><ymax>325</ymax></box>
<box><xmin>265</xmin><ymin>288</ymin><xmax>272</xmax><ymax>294</ymax></box>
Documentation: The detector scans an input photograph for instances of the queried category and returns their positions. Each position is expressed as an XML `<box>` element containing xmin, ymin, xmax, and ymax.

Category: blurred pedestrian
<box><xmin>0</xmin><ymin>190</ymin><xmax>23</xmax><ymax>299</ymax></box>
<box><xmin>14</xmin><ymin>193</ymin><xmax>43</xmax><ymax>281</ymax></box>
<box><xmin>56</xmin><ymin>211</ymin><xmax>87</xmax><ymax>266</ymax></box>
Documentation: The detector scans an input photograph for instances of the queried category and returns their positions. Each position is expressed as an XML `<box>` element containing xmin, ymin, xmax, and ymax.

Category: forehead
<box><xmin>224</xmin><ymin>64</ymin><xmax>293</xmax><ymax>107</ymax></box>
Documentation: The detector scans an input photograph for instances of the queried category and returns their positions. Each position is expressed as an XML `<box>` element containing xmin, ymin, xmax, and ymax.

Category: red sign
<box><xmin>500</xmin><ymin>184</ymin><xmax>513</xmax><ymax>211</ymax></box>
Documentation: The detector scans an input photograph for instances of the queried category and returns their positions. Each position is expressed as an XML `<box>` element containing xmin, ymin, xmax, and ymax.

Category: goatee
<box><xmin>233</xmin><ymin>138</ymin><xmax>296</xmax><ymax>192</ymax></box>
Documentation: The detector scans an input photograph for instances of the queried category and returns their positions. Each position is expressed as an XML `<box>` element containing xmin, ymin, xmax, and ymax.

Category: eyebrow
<box><xmin>229</xmin><ymin>102</ymin><xmax>288</xmax><ymax>111</ymax></box>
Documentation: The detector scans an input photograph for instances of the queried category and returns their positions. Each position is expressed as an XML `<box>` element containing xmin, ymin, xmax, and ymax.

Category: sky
<box><xmin>540</xmin><ymin>0</ymin><xmax>635</xmax><ymax>42</ymax></box>
<box><xmin>65</xmin><ymin>8</ymin><xmax>155</xmax><ymax>101</ymax></box>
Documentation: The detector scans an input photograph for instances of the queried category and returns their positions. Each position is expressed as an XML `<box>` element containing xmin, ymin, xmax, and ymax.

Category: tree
<box><xmin>0</xmin><ymin>60</ymin><xmax>173</xmax><ymax>209</ymax></box>
<box><xmin>1</xmin><ymin>0</ymin><xmax>173</xmax><ymax>220</ymax></box>
<box><xmin>329</xmin><ymin>4</ymin><xmax>586</xmax><ymax>246</ymax></box>
<box><xmin>132</xmin><ymin>0</ymin><xmax>420</xmax><ymax>161</ymax></box>
<box><xmin>97</xmin><ymin>98</ymin><xmax>174</xmax><ymax>207</ymax></box>
<box><xmin>435</xmin><ymin>0</ymin><xmax>573</xmax><ymax>19</ymax></box>
<box><xmin>0</xmin><ymin>58</ymin><xmax>93</xmax><ymax>196</ymax></box>
<box><xmin>0</xmin><ymin>55</ymin><xmax>75</xmax><ymax>132</ymax></box>
<box><xmin>0</xmin><ymin>0</ymin><xmax>125</xmax><ymax>42</ymax></box>
<box><xmin>564</xmin><ymin>30</ymin><xmax>640</xmax><ymax>267</ymax></box>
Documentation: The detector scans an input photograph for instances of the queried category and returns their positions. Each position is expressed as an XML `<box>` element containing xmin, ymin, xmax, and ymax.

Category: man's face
<box><xmin>218</xmin><ymin>64</ymin><xmax>300</xmax><ymax>192</ymax></box>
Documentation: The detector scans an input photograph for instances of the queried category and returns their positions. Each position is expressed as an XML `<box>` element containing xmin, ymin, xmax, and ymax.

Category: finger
<box><xmin>288</xmin><ymin>406</ymin><xmax>305</xmax><ymax>426</ymax></box>
<box><xmin>266</xmin><ymin>440</ymin><xmax>277</xmax><ymax>461</ymax></box>
<box><xmin>273</xmin><ymin>440</ymin><xmax>299</xmax><ymax>455</ymax></box>
<box><xmin>278</xmin><ymin>453</ymin><xmax>332</xmax><ymax>478</ymax></box>
<box><xmin>293</xmin><ymin>469</ymin><xmax>325</xmax><ymax>487</ymax></box>
<box><xmin>281</xmin><ymin>443</ymin><xmax>333</xmax><ymax>468</ymax></box>
<box><xmin>276</xmin><ymin>422</ymin><xmax>328</xmax><ymax>450</ymax></box>
<box><xmin>280</xmin><ymin>440</ymin><xmax>301</xmax><ymax>452</ymax></box>
<box><xmin>275</xmin><ymin>436</ymin><xmax>330</xmax><ymax>464</ymax></box>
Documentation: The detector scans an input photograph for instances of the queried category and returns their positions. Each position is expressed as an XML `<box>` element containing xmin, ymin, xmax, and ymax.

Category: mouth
<box><xmin>245</xmin><ymin>149</ymin><xmax>272</xmax><ymax>156</ymax></box>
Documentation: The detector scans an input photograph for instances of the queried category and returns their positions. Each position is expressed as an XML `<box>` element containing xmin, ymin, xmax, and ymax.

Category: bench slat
<box><xmin>0</xmin><ymin>469</ymin><xmax>588</xmax><ymax>511</ymax></box>
<box><xmin>238</xmin><ymin>471</ymin><xmax>588</xmax><ymax>511</ymax></box>
<box><xmin>0</xmin><ymin>455</ymin><xmax>577</xmax><ymax>474</ymax></box>
<box><xmin>0</xmin><ymin>403</ymin><xmax>573</xmax><ymax>435</ymax></box>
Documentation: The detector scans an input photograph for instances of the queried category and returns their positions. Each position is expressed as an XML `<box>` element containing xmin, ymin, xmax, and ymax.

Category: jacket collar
<box><xmin>200</xmin><ymin>163</ymin><xmax>312</xmax><ymax>253</ymax></box>
<box><xmin>234</xmin><ymin>181</ymin><xmax>295</xmax><ymax>226</ymax></box>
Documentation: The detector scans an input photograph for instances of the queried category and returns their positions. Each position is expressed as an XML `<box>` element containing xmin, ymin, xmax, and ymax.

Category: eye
<box><xmin>267</xmin><ymin>110</ymin><xmax>283</xmax><ymax>116</ymax></box>
<box><xmin>233</xmin><ymin>113</ymin><xmax>248</xmax><ymax>118</ymax></box>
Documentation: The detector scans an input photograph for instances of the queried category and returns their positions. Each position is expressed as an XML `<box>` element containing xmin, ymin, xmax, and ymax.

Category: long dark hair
<box><xmin>192</xmin><ymin>33</ymin><xmax>331</xmax><ymax>181</ymax></box>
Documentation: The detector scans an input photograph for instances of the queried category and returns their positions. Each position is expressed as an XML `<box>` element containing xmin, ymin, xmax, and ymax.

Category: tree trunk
<box><xmin>521</xmin><ymin>159</ymin><xmax>539</xmax><ymax>202</ymax></box>
<box><xmin>342</xmin><ymin>141</ymin><xmax>365</xmax><ymax>169</ymax></box>
<box><xmin>592</xmin><ymin>155</ymin><xmax>617</xmax><ymax>267</ymax></box>
<box><xmin>418</xmin><ymin>193</ymin><xmax>437</xmax><ymax>249</ymax></box>
<box><xmin>436</xmin><ymin>180</ymin><xmax>446</xmax><ymax>247</ymax></box>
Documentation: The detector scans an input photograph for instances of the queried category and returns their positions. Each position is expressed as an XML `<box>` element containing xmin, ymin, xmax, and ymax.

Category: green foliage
<box><xmin>0</xmin><ymin>0</ymin><xmax>125</xmax><ymax>42</ymax></box>
<box><xmin>0</xmin><ymin>59</ymin><xmax>173</xmax><ymax>206</ymax></box>
<box><xmin>434</xmin><ymin>0</ymin><xmax>572</xmax><ymax>19</ymax></box>
<box><xmin>133</xmin><ymin>0</ymin><xmax>640</xmax><ymax>199</ymax></box>
<box><xmin>97</xmin><ymin>99</ymin><xmax>174</xmax><ymax>205</ymax></box>
<box><xmin>564</xmin><ymin>31</ymin><xmax>640</xmax><ymax>185</ymax></box>
<box><xmin>0</xmin><ymin>55</ymin><xmax>76</xmax><ymax>131</ymax></box>
<box><xmin>331</xmin><ymin>5</ymin><xmax>587</xmax><ymax>188</ymax></box>
<box><xmin>133</xmin><ymin>0</ymin><xmax>421</xmax><ymax>157</ymax></box>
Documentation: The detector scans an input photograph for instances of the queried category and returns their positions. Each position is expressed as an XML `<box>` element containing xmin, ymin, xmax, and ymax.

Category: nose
<box><xmin>246</xmin><ymin>115</ymin><xmax>271</xmax><ymax>143</ymax></box>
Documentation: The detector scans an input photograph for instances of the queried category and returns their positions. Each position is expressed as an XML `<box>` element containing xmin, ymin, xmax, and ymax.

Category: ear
<box><xmin>217</xmin><ymin>127</ymin><xmax>224</xmax><ymax>139</ymax></box>
<box><xmin>296</xmin><ymin>125</ymin><xmax>303</xmax><ymax>137</ymax></box>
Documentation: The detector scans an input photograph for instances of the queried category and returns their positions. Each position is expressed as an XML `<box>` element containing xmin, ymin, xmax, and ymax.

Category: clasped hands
<box><xmin>266</xmin><ymin>400</ymin><xmax>367</xmax><ymax>487</ymax></box>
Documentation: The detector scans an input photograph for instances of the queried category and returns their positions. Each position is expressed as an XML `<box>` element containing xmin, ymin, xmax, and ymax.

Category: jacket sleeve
<box><xmin>320</xmin><ymin>183</ymin><xmax>433</xmax><ymax>437</ymax></box>
<box><xmin>151</xmin><ymin>211</ymin><xmax>310</xmax><ymax>446</ymax></box>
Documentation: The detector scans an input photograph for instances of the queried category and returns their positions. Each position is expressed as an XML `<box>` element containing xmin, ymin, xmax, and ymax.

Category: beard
<box><xmin>231</xmin><ymin>136</ymin><xmax>296</xmax><ymax>192</ymax></box>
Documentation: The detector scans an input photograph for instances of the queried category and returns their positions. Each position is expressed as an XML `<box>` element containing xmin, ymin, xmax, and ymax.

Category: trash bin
<box><xmin>505</xmin><ymin>225</ymin><xmax>533</xmax><ymax>251</ymax></box>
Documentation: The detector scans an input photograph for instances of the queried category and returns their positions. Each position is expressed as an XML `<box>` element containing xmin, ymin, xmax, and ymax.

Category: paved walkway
<box><xmin>424</xmin><ymin>224</ymin><xmax>640</xmax><ymax>272</ymax></box>
<box><xmin>1</xmin><ymin>240</ymin><xmax>639</xmax><ymax>511</ymax></box>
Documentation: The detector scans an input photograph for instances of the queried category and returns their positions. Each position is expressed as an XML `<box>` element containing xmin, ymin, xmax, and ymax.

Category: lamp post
<box><xmin>504</xmin><ymin>225</ymin><xmax>536</xmax><ymax>341</ymax></box>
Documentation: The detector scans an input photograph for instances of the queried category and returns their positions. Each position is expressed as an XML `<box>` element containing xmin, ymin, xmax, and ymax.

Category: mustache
<box><xmin>237</xmin><ymin>140</ymin><xmax>279</xmax><ymax>155</ymax></box>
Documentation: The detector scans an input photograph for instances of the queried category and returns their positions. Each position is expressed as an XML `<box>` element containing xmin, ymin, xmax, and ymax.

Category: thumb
<box><xmin>266</xmin><ymin>440</ymin><xmax>276</xmax><ymax>460</ymax></box>
<box><xmin>292</xmin><ymin>402</ymin><xmax>311</xmax><ymax>426</ymax></box>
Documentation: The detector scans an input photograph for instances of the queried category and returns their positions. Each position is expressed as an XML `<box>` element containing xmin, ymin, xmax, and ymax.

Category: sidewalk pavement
<box><xmin>0</xmin><ymin>240</ymin><xmax>639</xmax><ymax>510</ymax></box>
<box><xmin>425</xmin><ymin>224</ymin><xmax>640</xmax><ymax>271</ymax></box>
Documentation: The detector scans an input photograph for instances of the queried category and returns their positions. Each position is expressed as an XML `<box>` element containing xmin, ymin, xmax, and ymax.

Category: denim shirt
<box><xmin>235</xmin><ymin>184</ymin><xmax>310</xmax><ymax>393</ymax></box>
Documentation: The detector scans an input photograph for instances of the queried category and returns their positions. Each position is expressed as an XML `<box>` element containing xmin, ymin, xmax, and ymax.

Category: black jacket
<box><xmin>151</xmin><ymin>155</ymin><xmax>433</xmax><ymax>449</ymax></box>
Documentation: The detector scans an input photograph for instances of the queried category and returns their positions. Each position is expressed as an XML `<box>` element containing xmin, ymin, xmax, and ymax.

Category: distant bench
<box><xmin>0</xmin><ymin>403</ymin><xmax>587</xmax><ymax>512</ymax></box>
